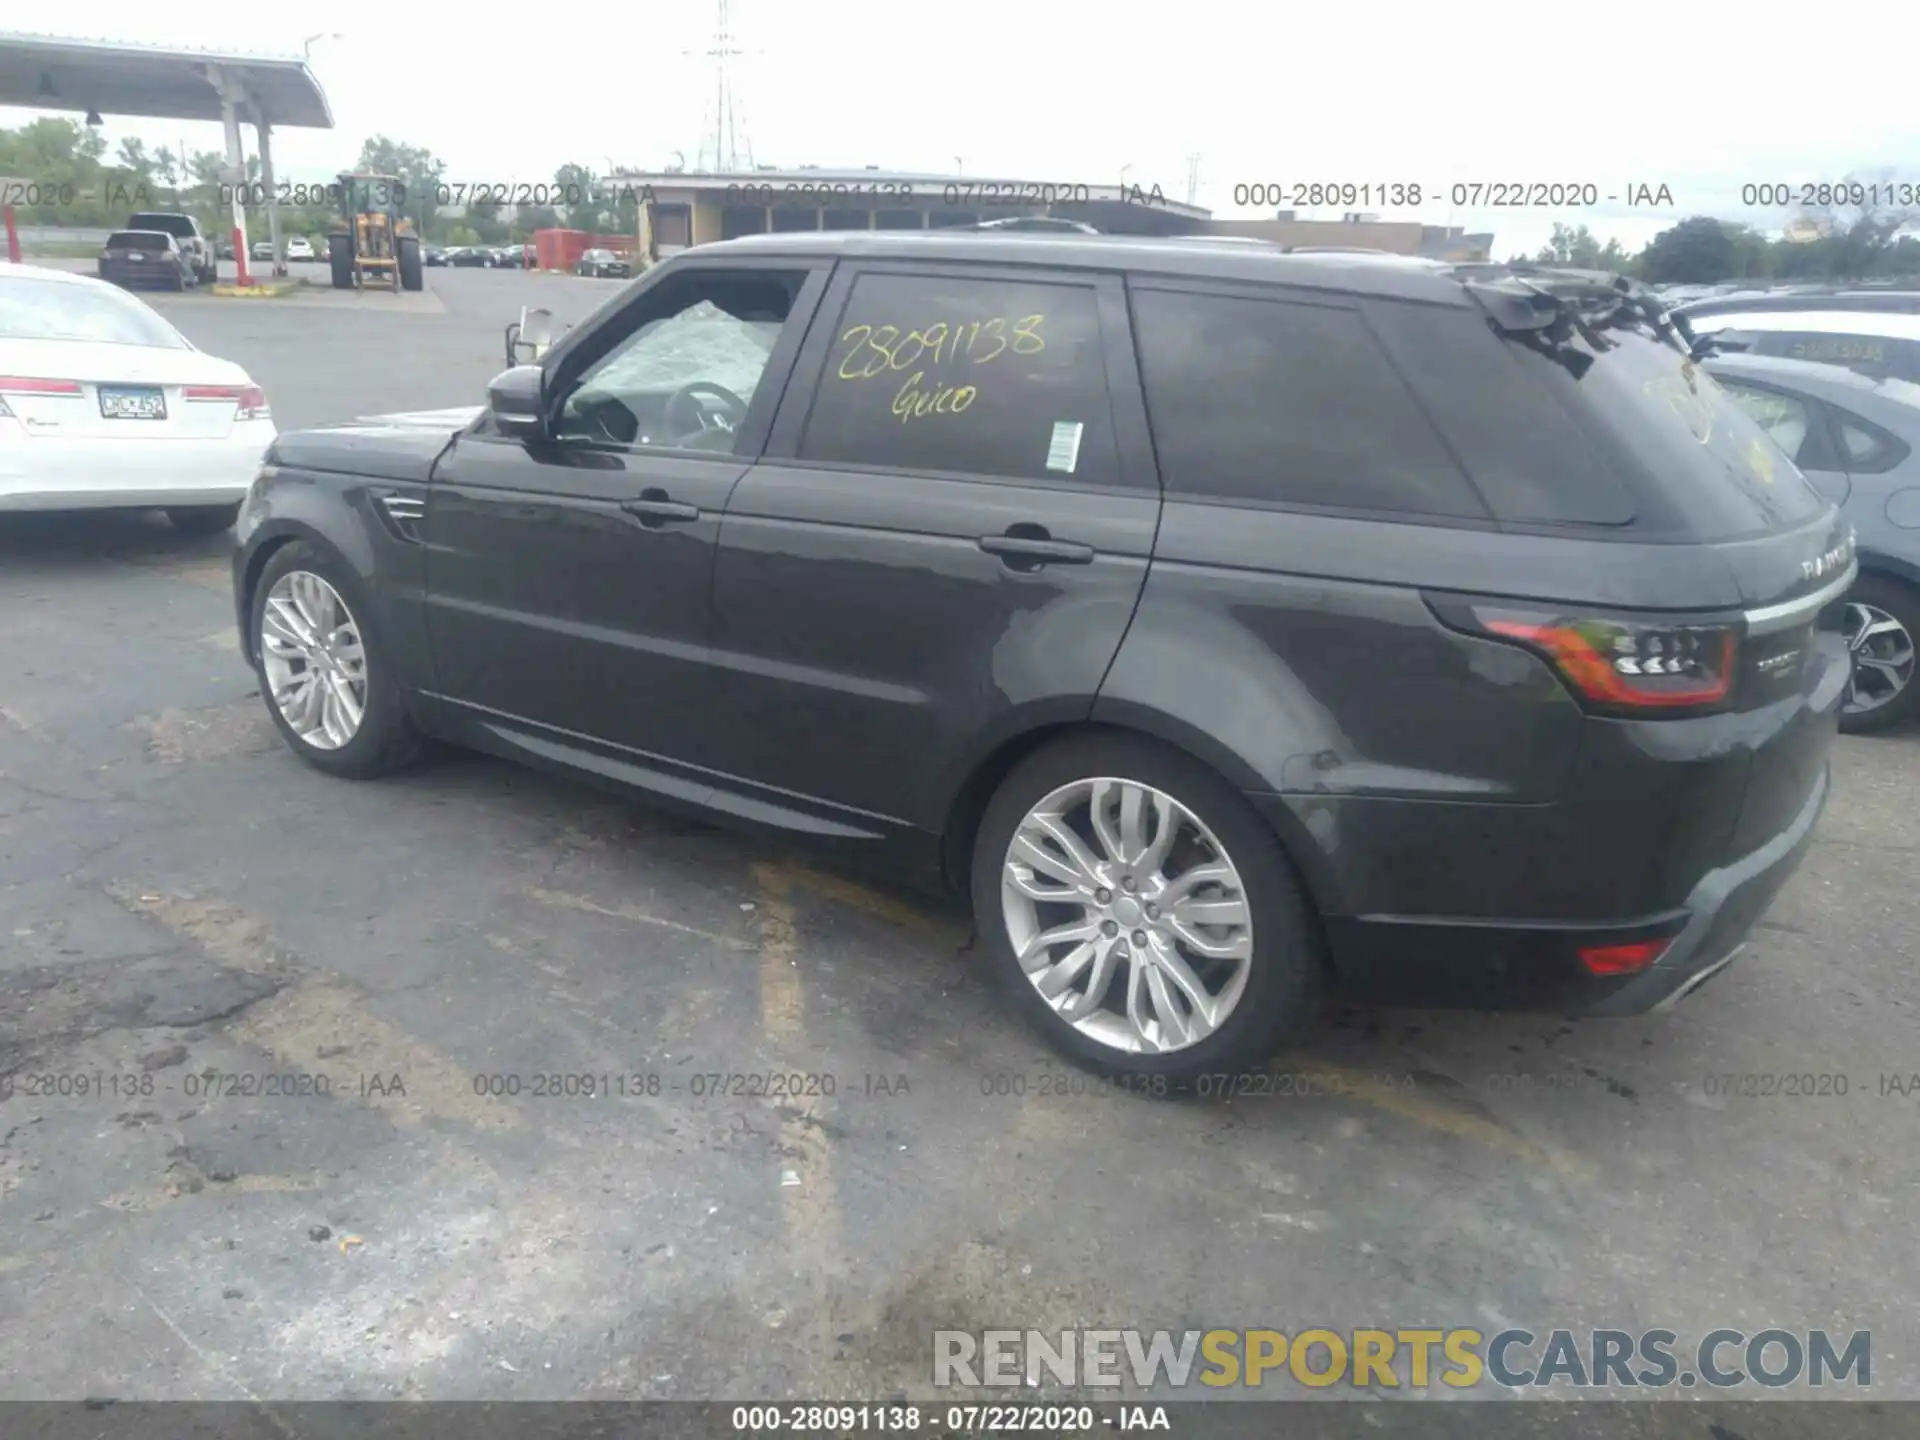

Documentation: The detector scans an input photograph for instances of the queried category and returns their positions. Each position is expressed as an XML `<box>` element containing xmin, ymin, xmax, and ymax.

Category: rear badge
<box><xmin>1802</xmin><ymin>536</ymin><xmax>1853</xmax><ymax>581</ymax></box>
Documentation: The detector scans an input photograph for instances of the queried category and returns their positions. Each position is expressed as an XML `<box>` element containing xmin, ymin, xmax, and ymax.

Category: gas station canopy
<box><xmin>0</xmin><ymin>31</ymin><xmax>333</xmax><ymax>127</ymax></box>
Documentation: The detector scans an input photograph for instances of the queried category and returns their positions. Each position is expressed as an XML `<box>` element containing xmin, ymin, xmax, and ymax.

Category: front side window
<box><xmin>796</xmin><ymin>271</ymin><xmax>1120</xmax><ymax>485</ymax></box>
<box><xmin>552</xmin><ymin>269</ymin><xmax>806</xmax><ymax>453</ymax></box>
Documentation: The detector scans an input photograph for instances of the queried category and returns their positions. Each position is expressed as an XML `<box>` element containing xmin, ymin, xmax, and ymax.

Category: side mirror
<box><xmin>488</xmin><ymin>365</ymin><xmax>547</xmax><ymax>441</ymax></box>
<box><xmin>505</xmin><ymin>305</ymin><xmax>557</xmax><ymax>366</ymax></box>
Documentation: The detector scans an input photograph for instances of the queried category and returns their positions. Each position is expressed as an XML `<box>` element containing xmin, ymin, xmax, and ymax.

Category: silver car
<box><xmin>1708</xmin><ymin>352</ymin><xmax>1920</xmax><ymax>732</ymax></box>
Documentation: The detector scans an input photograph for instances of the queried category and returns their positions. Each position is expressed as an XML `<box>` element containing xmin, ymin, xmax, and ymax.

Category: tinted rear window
<box><xmin>106</xmin><ymin>231</ymin><xmax>172</xmax><ymax>249</ymax></box>
<box><xmin>128</xmin><ymin>214</ymin><xmax>194</xmax><ymax>237</ymax></box>
<box><xmin>1485</xmin><ymin>310</ymin><xmax>1830</xmax><ymax>539</ymax></box>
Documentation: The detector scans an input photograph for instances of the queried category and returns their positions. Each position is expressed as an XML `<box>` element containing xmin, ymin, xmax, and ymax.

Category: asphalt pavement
<box><xmin>0</xmin><ymin>262</ymin><xmax>1916</xmax><ymax>1404</ymax></box>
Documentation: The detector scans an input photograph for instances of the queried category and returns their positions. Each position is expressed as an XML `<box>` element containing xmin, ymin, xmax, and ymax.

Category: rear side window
<box><xmin>1499</xmin><ymin>316</ymin><xmax>1829</xmax><ymax>539</ymax></box>
<box><xmin>1366</xmin><ymin>301</ymin><xmax>1636</xmax><ymax>525</ymax></box>
<box><xmin>1834</xmin><ymin>413</ymin><xmax>1910</xmax><ymax>473</ymax></box>
<box><xmin>1713</xmin><ymin>380</ymin><xmax>1820</xmax><ymax>465</ymax></box>
<box><xmin>797</xmin><ymin>271</ymin><xmax>1120</xmax><ymax>486</ymax></box>
<box><xmin>1129</xmin><ymin>287</ymin><xmax>1491</xmax><ymax>519</ymax></box>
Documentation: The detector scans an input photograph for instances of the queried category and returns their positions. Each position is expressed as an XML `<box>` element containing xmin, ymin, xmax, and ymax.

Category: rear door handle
<box><xmin>621</xmin><ymin>492</ymin><xmax>701</xmax><ymax>526</ymax></box>
<box><xmin>978</xmin><ymin>531</ymin><xmax>1095</xmax><ymax>567</ymax></box>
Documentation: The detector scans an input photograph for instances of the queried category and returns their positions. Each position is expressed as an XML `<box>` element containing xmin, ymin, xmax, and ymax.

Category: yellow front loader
<box><xmin>326</xmin><ymin>172</ymin><xmax>424</xmax><ymax>293</ymax></box>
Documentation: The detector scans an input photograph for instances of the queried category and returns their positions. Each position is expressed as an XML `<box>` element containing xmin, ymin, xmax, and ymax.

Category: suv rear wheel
<box><xmin>971</xmin><ymin>733</ymin><xmax>1325</xmax><ymax>1083</ymax></box>
<box><xmin>1840</xmin><ymin>575</ymin><xmax>1920</xmax><ymax>734</ymax></box>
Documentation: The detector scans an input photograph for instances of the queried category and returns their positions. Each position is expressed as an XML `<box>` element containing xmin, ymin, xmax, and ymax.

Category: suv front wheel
<box><xmin>971</xmin><ymin>733</ymin><xmax>1325</xmax><ymax>1083</ymax></box>
<box><xmin>250</xmin><ymin>542</ymin><xmax>425</xmax><ymax>778</ymax></box>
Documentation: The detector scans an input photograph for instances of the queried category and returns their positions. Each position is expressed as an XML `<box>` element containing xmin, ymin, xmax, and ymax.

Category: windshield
<box><xmin>0</xmin><ymin>275</ymin><xmax>189</xmax><ymax>349</ymax></box>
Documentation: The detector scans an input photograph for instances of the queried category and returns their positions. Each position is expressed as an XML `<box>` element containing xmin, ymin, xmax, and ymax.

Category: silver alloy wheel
<box><xmin>1000</xmin><ymin>776</ymin><xmax>1253</xmax><ymax>1055</ymax></box>
<box><xmin>259</xmin><ymin>570</ymin><xmax>368</xmax><ymax>751</ymax></box>
<box><xmin>1843</xmin><ymin>600</ymin><xmax>1916</xmax><ymax>715</ymax></box>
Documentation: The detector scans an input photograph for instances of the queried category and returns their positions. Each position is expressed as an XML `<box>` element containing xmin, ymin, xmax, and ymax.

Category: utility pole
<box><xmin>685</xmin><ymin>0</ymin><xmax>758</xmax><ymax>172</ymax></box>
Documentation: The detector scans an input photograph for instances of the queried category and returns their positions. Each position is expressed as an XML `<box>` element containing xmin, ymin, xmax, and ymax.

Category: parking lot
<box><xmin>1</xmin><ymin>262</ymin><xmax>1916</xmax><ymax>1402</ymax></box>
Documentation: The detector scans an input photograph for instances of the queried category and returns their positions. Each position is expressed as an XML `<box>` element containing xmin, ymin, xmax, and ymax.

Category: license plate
<box><xmin>99</xmin><ymin>386</ymin><xmax>167</xmax><ymax>420</ymax></box>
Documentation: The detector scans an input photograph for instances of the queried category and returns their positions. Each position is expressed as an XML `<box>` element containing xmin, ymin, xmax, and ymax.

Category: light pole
<box><xmin>302</xmin><ymin>32</ymin><xmax>344</xmax><ymax>59</ymax></box>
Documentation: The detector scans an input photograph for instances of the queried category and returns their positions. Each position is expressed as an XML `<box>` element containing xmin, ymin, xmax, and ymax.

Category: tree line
<box><xmin>1520</xmin><ymin>196</ymin><xmax>1919</xmax><ymax>285</ymax></box>
<box><xmin>0</xmin><ymin>121</ymin><xmax>640</xmax><ymax>245</ymax></box>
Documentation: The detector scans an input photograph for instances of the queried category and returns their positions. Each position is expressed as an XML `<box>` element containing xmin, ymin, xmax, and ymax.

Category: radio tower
<box><xmin>693</xmin><ymin>0</ymin><xmax>754</xmax><ymax>173</ymax></box>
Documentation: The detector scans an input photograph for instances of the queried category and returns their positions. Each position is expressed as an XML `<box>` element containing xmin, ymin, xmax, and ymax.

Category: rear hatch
<box><xmin>0</xmin><ymin>340</ymin><xmax>255</xmax><ymax>441</ymax></box>
<box><xmin>1453</xmin><ymin>274</ymin><xmax>1849</xmax><ymax>860</ymax></box>
<box><xmin>101</xmin><ymin>231</ymin><xmax>175</xmax><ymax>265</ymax></box>
<box><xmin>128</xmin><ymin>214</ymin><xmax>201</xmax><ymax>255</ymax></box>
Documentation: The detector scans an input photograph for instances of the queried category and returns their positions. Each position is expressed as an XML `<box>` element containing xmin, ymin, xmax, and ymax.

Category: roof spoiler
<box><xmin>1462</xmin><ymin>263</ymin><xmax>1713</xmax><ymax>356</ymax></box>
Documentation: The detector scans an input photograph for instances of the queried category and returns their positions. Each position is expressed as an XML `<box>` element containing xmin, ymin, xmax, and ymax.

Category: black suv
<box><xmin>232</xmin><ymin>235</ymin><xmax>1851</xmax><ymax>1081</ymax></box>
<box><xmin>127</xmin><ymin>211</ymin><xmax>217</xmax><ymax>284</ymax></box>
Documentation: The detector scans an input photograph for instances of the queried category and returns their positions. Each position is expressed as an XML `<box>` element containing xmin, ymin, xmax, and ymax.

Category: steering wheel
<box><xmin>664</xmin><ymin>380</ymin><xmax>749</xmax><ymax>444</ymax></box>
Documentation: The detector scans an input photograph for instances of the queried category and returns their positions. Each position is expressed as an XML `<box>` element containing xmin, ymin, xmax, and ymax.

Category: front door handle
<box><xmin>621</xmin><ymin>489</ymin><xmax>701</xmax><ymax>527</ymax></box>
<box><xmin>978</xmin><ymin>528</ymin><xmax>1095</xmax><ymax>568</ymax></box>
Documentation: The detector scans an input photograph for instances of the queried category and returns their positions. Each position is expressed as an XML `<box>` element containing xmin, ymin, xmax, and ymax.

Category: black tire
<box><xmin>249</xmin><ymin>541</ymin><xmax>424</xmax><ymax>779</ymax></box>
<box><xmin>166</xmin><ymin>503</ymin><xmax>240</xmax><ymax>535</ymax></box>
<box><xmin>970</xmin><ymin>731</ymin><xmax>1326</xmax><ymax>1084</ymax></box>
<box><xmin>329</xmin><ymin>235</ymin><xmax>354</xmax><ymax>290</ymax></box>
<box><xmin>1839</xmin><ymin>574</ymin><xmax>1920</xmax><ymax>735</ymax></box>
<box><xmin>397</xmin><ymin>235</ymin><xmax>424</xmax><ymax>292</ymax></box>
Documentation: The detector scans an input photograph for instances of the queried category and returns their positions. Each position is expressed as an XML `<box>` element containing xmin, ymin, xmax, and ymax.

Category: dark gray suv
<box><xmin>231</xmin><ymin>236</ymin><xmax>1851</xmax><ymax>1082</ymax></box>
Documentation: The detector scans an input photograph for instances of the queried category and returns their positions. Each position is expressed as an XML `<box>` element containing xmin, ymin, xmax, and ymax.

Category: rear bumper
<box><xmin>0</xmin><ymin>427</ymin><xmax>273</xmax><ymax>511</ymax></box>
<box><xmin>99</xmin><ymin>264</ymin><xmax>184</xmax><ymax>286</ymax></box>
<box><xmin>1580</xmin><ymin>760</ymin><xmax>1827</xmax><ymax>1015</ymax></box>
<box><xmin>1313</xmin><ymin>762</ymin><xmax>1828</xmax><ymax>1012</ymax></box>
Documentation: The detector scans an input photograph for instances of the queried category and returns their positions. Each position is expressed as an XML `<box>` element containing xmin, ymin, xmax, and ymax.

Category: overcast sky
<box><xmin>6</xmin><ymin>1</ymin><xmax>1918</xmax><ymax>257</ymax></box>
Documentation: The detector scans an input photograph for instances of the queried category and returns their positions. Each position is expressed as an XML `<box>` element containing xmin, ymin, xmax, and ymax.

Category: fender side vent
<box><xmin>375</xmin><ymin>491</ymin><xmax>426</xmax><ymax>543</ymax></box>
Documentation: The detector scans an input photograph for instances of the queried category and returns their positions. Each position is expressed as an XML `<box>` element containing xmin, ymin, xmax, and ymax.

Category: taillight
<box><xmin>0</xmin><ymin>377</ymin><xmax>83</xmax><ymax>396</ymax></box>
<box><xmin>184</xmin><ymin>383</ymin><xmax>271</xmax><ymax>421</ymax></box>
<box><xmin>1580</xmin><ymin>937</ymin><xmax>1671</xmax><ymax>975</ymax></box>
<box><xmin>1444</xmin><ymin>601</ymin><xmax>1741</xmax><ymax>714</ymax></box>
<box><xmin>0</xmin><ymin>376</ymin><xmax>82</xmax><ymax>419</ymax></box>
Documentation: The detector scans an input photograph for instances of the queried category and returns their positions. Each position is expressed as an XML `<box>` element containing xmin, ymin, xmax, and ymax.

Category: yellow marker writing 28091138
<box><xmin>834</xmin><ymin>315</ymin><xmax>1047</xmax><ymax>382</ymax></box>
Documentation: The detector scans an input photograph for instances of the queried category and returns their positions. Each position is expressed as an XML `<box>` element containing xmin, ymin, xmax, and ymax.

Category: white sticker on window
<box><xmin>1045</xmin><ymin>421</ymin><xmax>1084</xmax><ymax>474</ymax></box>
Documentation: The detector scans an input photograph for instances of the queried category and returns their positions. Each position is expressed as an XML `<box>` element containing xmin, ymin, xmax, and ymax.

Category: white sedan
<box><xmin>0</xmin><ymin>264</ymin><xmax>275</xmax><ymax>532</ymax></box>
